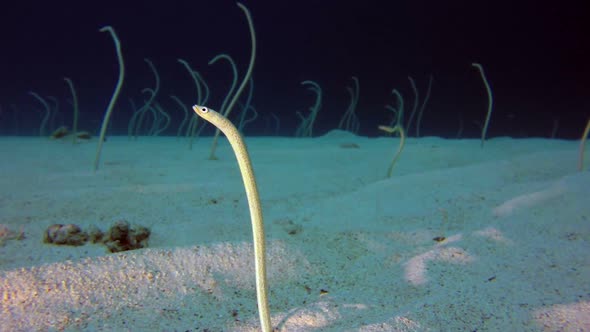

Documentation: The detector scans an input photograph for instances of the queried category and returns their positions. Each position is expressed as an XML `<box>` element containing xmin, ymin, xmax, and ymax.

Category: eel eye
<box><xmin>200</xmin><ymin>107</ymin><xmax>209</xmax><ymax>113</ymax></box>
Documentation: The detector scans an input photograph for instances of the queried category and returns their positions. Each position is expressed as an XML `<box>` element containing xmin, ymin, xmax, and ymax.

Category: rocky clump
<box><xmin>43</xmin><ymin>224</ymin><xmax>88</xmax><ymax>246</ymax></box>
<box><xmin>102</xmin><ymin>220</ymin><xmax>151</xmax><ymax>253</ymax></box>
<box><xmin>43</xmin><ymin>220</ymin><xmax>150</xmax><ymax>253</ymax></box>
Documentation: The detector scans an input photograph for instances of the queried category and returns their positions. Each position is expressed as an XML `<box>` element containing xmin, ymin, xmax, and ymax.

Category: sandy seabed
<box><xmin>0</xmin><ymin>132</ymin><xmax>589</xmax><ymax>331</ymax></box>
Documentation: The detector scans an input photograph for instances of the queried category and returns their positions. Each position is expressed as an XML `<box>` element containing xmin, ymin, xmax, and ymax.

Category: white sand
<box><xmin>0</xmin><ymin>134</ymin><xmax>589</xmax><ymax>331</ymax></box>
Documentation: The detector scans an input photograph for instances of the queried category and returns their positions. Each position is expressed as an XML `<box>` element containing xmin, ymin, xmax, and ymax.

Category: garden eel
<box><xmin>378</xmin><ymin>124</ymin><xmax>406</xmax><ymax>178</ymax></box>
<box><xmin>192</xmin><ymin>105</ymin><xmax>272</xmax><ymax>332</ymax></box>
